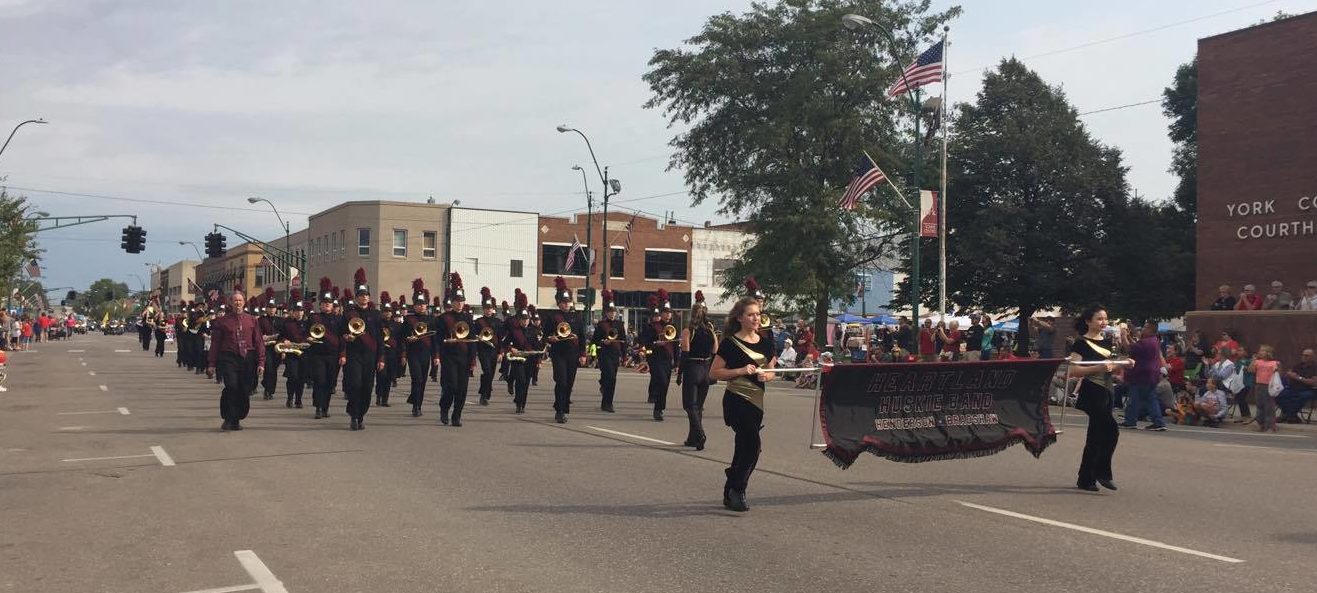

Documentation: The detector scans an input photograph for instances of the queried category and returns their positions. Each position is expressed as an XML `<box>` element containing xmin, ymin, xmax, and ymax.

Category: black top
<box><xmin>638</xmin><ymin>322</ymin><xmax>674</xmax><ymax>361</ymax></box>
<box><xmin>964</xmin><ymin>324</ymin><xmax>985</xmax><ymax>351</ymax></box>
<box><xmin>499</xmin><ymin>323</ymin><xmax>542</xmax><ymax>358</ymax></box>
<box><xmin>717</xmin><ymin>333</ymin><xmax>776</xmax><ymax>410</ymax></box>
<box><xmin>434</xmin><ymin>310</ymin><xmax>474</xmax><ymax>361</ymax></box>
<box><xmin>685</xmin><ymin>323</ymin><xmax>716</xmax><ymax>359</ymax></box>
<box><xmin>339</xmin><ymin>306</ymin><xmax>384</xmax><ymax>364</ymax></box>
<box><xmin>543</xmin><ymin>308</ymin><xmax>584</xmax><ymax>358</ymax></box>
<box><xmin>1070</xmin><ymin>335</ymin><xmax>1114</xmax><ymax>392</ymax></box>
<box><xmin>591</xmin><ymin>318</ymin><xmax>626</xmax><ymax>355</ymax></box>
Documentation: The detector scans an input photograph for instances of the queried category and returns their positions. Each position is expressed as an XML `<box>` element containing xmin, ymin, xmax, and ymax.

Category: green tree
<box><xmin>76</xmin><ymin>278</ymin><xmax>132</xmax><ymax>319</ymax></box>
<box><xmin>1162</xmin><ymin>58</ymin><xmax>1196</xmax><ymax>219</ymax></box>
<box><xmin>895</xmin><ymin>59</ymin><xmax>1128</xmax><ymax>351</ymax></box>
<box><xmin>645</xmin><ymin>0</ymin><xmax>959</xmax><ymax>340</ymax></box>
<box><xmin>0</xmin><ymin>189</ymin><xmax>42</xmax><ymax>304</ymax></box>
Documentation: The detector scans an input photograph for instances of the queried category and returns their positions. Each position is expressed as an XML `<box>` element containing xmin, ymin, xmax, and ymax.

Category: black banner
<box><xmin>819</xmin><ymin>360</ymin><xmax>1062</xmax><ymax>468</ymax></box>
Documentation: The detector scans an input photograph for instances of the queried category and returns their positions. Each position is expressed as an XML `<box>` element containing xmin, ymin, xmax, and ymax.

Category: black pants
<box><xmin>439</xmin><ymin>356</ymin><xmax>470</xmax><ymax>414</ymax></box>
<box><xmin>375</xmin><ymin>353</ymin><xmax>395</xmax><ymax>404</ymax></box>
<box><xmin>531</xmin><ymin>360</ymin><xmax>540</xmax><ymax>385</ymax></box>
<box><xmin>343</xmin><ymin>354</ymin><xmax>375</xmax><ymax>420</ymax></box>
<box><xmin>647</xmin><ymin>355</ymin><xmax>673</xmax><ymax>412</ymax></box>
<box><xmin>282</xmin><ymin>354</ymin><xmax>305</xmax><ymax>405</ymax></box>
<box><xmin>175</xmin><ymin>334</ymin><xmax>184</xmax><ymax>366</ymax></box>
<box><xmin>261</xmin><ymin>346</ymin><xmax>281</xmax><ymax>395</ymax></box>
<box><xmin>307</xmin><ymin>353</ymin><xmax>335</xmax><ymax>412</ymax></box>
<box><xmin>510</xmin><ymin>361</ymin><xmax>531</xmax><ymax>407</ymax></box>
<box><xmin>218</xmin><ymin>352</ymin><xmax>256</xmax><ymax>423</ymax></box>
<box><xmin>406</xmin><ymin>353</ymin><xmax>431</xmax><ymax>408</ymax></box>
<box><xmin>598</xmin><ymin>351</ymin><xmax>620</xmax><ymax>407</ymax></box>
<box><xmin>722</xmin><ymin>393</ymin><xmax>763</xmax><ymax>492</ymax></box>
<box><xmin>1076</xmin><ymin>384</ymin><xmax>1119</xmax><ymax>486</ymax></box>
<box><xmin>477</xmin><ymin>348</ymin><xmax>497</xmax><ymax>399</ymax></box>
<box><xmin>682</xmin><ymin>361</ymin><xmax>711</xmax><ymax>443</ymax></box>
<box><xmin>551</xmin><ymin>353</ymin><xmax>578</xmax><ymax>414</ymax></box>
<box><xmin>154</xmin><ymin>330</ymin><xmax>166</xmax><ymax>357</ymax></box>
<box><xmin>331</xmin><ymin>363</ymin><xmax>342</xmax><ymax>395</ymax></box>
<box><xmin>139</xmin><ymin>327</ymin><xmax>152</xmax><ymax>350</ymax></box>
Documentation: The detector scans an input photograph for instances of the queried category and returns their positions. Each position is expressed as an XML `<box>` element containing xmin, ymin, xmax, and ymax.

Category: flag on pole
<box><xmin>856</xmin><ymin>276</ymin><xmax>866</xmax><ymax>297</ymax></box>
<box><xmin>24</xmin><ymin>260</ymin><xmax>40</xmax><ymax>278</ymax></box>
<box><xmin>886</xmin><ymin>41</ymin><xmax>944</xmax><ymax>98</ymax></box>
<box><xmin>621</xmin><ymin>213</ymin><xmax>640</xmax><ymax>254</ymax></box>
<box><xmin>187</xmin><ymin>278</ymin><xmax>202</xmax><ymax>295</ymax></box>
<box><xmin>839</xmin><ymin>156</ymin><xmax>889</xmax><ymax>211</ymax></box>
<box><xmin>563</xmin><ymin>234</ymin><xmax>583</xmax><ymax>273</ymax></box>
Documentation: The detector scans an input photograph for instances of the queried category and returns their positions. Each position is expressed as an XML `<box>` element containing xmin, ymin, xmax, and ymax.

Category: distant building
<box><xmin>154</xmin><ymin>259</ymin><xmax>198</xmax><ymax>311</ymax></box>
<box><xmin>690</xmin><ymin>222</ymin><xmax>750</xmax><ymax>313</ymax></box>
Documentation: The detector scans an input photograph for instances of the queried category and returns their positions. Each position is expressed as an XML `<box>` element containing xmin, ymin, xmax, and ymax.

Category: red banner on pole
<box><xmin>919</xmin><ymin>190</ymin><xmax>939</xmax><ymax>238</ymax></box>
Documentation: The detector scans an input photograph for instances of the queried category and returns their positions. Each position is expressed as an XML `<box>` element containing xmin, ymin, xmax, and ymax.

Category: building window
<box><xmin>542</xmin><ymin>244</ymin><xmax>587</xmax><ymax>276</ymax></box>
<box><xmin>357</xmin><ymin>228</ymin><xmax>370</xmax><ymax>256</ymax></box>
<box><xmin>422</xmin><ymin>231</ymin><xmax>437</xmax><ymax>259</ymax></box>
<box><xmin>644</xmin><ymin>249</ymin><xmax>688</xmax><ymax>280</ymax></box>
<box><xmin>510</xmin><ymin>259</ymin><xmax>523</xmax><ymax>278</ymax></box>
<box><xmin>255</xmin><ymin>265</ymin><xmax>266</xmax><ymax>287</ymax></box>
<box><xmin>466</xmin><ymin>257</ymin><xmax>479</xmax><ymax>275</ymax></box>
<box><xmin>338</xmin><ymin>231</ymin><xmax>345</xmax><ymax>259</ymax></box>
<box><xmin>330</xmin><ymin>233</ymin><xmax>337</xmax><ymax>261</ymax></box>
<box><xmin>610</xmin><ymin>247</ymin><xmax>625</xmax><ymax>278</ymax></box>
<box><xmin>712</xmin><ymin>258</ymin><xmax>736</xmax><ymax>283</ymax></box>
<box><xmin>393</xmin><ymin>229</ymin><xmax>407</xmax><ymax>257</ymax></box>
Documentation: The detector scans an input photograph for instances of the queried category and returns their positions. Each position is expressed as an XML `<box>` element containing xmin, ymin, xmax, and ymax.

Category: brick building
<box><xmin>1195</xmin><ymin>12</ymin><xmax>1317</xmax><ymax>310</ymax></box>
<box><xmin>537</xmin><ymin>211</ymin><xmax>693</xmax><ymax>325</ymax></box>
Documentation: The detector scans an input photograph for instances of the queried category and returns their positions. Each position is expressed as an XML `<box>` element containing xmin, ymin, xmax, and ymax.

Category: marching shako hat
<box><xmin>447</xmin><ymin>273</ymin><xmax>466</xmax><ymax>304</ymax></box>
<box><xmin>744</xmin><ymin>277</ymin><xmax>765</xmax><ymax>301</ymax></box>
<box><xmin>601</xmin><ymin>289</ymin><xmax>615</xmax><ymax>312</ymax></box>
<box><xmin>657</xmin><ymin>288</ymin><xmax>671</xmax><ymax>312</ymax></box>
<box><xmin>554</xmin><ymin>276</ymin><xmax>572</xmax><ymax>304</ymax></box>
<box><xmin>411</xmin><ymin>278</ymin><xmax>428</xmax><ymax>304</ymax></box>
<box><xmin>513</xmin><ymin>289</ymin><xmax>530</xmax><ymax>318</ymax></box>
<box><xmin>694</xmin><ymin>290</ymin><xmax>706</xmax><ymax>309</ymax></box>
<box><xmin>480</xmin><ymin>286</ymin><xmax>496</xmax><ymax>308</ymax></box>
<box><xmin>353</xmin><ymin>268</ymin><xmax>370</xmax><ymax>296</ymax></box>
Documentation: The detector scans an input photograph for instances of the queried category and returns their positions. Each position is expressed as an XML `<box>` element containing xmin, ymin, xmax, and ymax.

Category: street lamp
<box><xmin>570</xmin><ymin>164</ymin><xmax>594</xmax><ymax>314</ymax></box>
<box><xmin>841</xmin><ymin>14</ymin><xmax>926</xmax><ymax>323</ymax></box>
<box><xmin>557</xmin><ymin>125</ymin><xmax>622</xmax><ymax>314</ymax></box>
<box><xmin>178</xmin><ymin>241</ymin><xmax>204</xmax><ymax>260</ymax></box>
<box><xmin>0</xmin><ymin>118</ymin><xmax>48</xmax><ymax>162</ymax></box>
<box><xmin>247</xmin><ymin>196</ymin><xmax>292</xmax><ymax>302</ymax></box>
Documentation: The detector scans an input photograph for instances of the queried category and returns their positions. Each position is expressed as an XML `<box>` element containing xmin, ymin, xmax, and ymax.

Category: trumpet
<box><xmin>308</xmin><ymin>323</ymin><xmax>327</xmax><ymax>343</ymax></box>
<box><xmin>275</xmin><ymin>342</ymin><xmax>309</xmax><ymax>355</ymax></box>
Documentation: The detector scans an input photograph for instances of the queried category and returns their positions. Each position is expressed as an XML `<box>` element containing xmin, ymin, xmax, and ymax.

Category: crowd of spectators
<box><xmin>1210</xmin><ymin>280</ymin><xmax>1317</xmax><ymax>311</ymax></box>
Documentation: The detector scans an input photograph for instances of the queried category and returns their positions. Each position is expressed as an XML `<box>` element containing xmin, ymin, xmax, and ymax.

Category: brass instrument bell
<box><xmin>308</xmin><ymin>323</ymin><xmax>327</xmax><ymax>342</ymax></box>
<box><xmin>760</xmin><ymin>314</ymin><xmax>772</xmax><ymax>330</ymax></box>
<box><xmin>605</xmin><ymin>327</ymin><xmax>619</xmax><ymax>341</ymax></box>
<box><xmin>662</xmin><ymin>324</ymin><xmax>678</xmax><ymax>341</ymax></box>
<box><xmin>453</xmin><ymin>320</ymin><xmax>471</xmax><ymax>340</ymax></box>
<box><xmin>347</xmin><ymin>317</ymin><xmax>366</xmax><ymax>335</ymax></box>
<box><xmin>478</xmin><ymin>326</ymin><xmax>495</xmax><ymax>343</ymax></box>
<box><xmin>556</xmin><ymin>321</ymin><xmax>573</xmax><ymax>339</ymax></box>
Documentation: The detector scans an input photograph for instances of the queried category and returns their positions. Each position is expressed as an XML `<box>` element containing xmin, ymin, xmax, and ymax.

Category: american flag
<box><xmin>886</xmin><ymin>41</ymin><xmax>944</xmax><ymax>98</ymax></box>
<box><xmin>24</xmin><ymin>260</ymin><xmax>40</xmax><ymax>278</ymax></box>
<box><xmin>621</xmin><ymin>213</ymin><xmax>639</xmax><ymax>254</ymax></box>
<box><xmin>187</xmin><ymin>278</ymin><xmax>202</xmax><ymax>295</ymax></box>
<box><xmin>563</xmin><ymin>234</ymin><xmax>583</xmax><ymax>273</ymax></box>
<box><xmin>839</xmin><ymin>157</ymin><xmax>888</xmax><ymax>211</ymax></box>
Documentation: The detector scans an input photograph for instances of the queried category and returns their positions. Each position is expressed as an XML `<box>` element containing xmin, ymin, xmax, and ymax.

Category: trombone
<box><xmin>345</xmin><ymin>316</ymin><xmax>366</xmax><ymax>341</ymax></box>
<box><xmin>477</xmin><ymin>324</ymin><xmax>496</xmax><ymax>346</ymax></box>
<box><xmin>308</xmin><ymin>322</ymin><xmax>327</xmax><ymax>344</ymax></box>
<box><xmin>552</xmin><ymin>321</ymin><xmax>575</xmax><ymax>342</ymax></box>
<box><xmin>445</xmin><ymin>320</ymin><xmax>480</xmax><ymax>343</ymax></box>
<box><xmin>406</xmin><ymin>321</ymin><xmax>436</xmax><ymax>342</ymax></box>
<box><xmin>263</xmin><ymin>334</ymin><xmax>282</xmax><ymax>346</ymax></box>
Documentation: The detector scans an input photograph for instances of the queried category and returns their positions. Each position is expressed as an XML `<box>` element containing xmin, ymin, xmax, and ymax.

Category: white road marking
<box><xmin>114</xmin><ymin>349</ymin><xmax>130</xmax><ymax>352</ymax></box>
<box><xmin>810</xmin><ymin>443</ymin><xmax>827</xmax><ymax>448</ymax></box>
<box><xmin>88</xmin><ymin>371</ymin><xmax>96</xmax><ymax>376</ymax></box>
<box><xmin>66</xmin><ymin>349</ymin><xmax>85</xmax><ymax>353</ymax></box>
<box><xmin>59</xmin><ymin>426</ymin><xmax>86</xmax><ymax>431</ymax></box>
<box><xmin>80</xmin><ymin>362</ymin><xmax>86</xmax><ymax>366</ymax></box>
<box><xmin>57</xmin><ymin>410</ymin><xmax>117</xmax><ymax>415</ymax></box>
<box><xmin>1214</xmin><ymin>443</ymin><xmax>1317</xmax><ymax>454</ymax></box>
<box><xmin>63</xmin><ymin>453</ymin><xmax>154</xmax><ymax>462</ymax></box>
<box><xmin>178</xmin><ymin>584</ymin><xmax>260</xmax><ymax>593</ymax></box>
<box><xmin>234</xmin><ymin>550</ymin><xmax>289</xmax><ymax>593</ymax></box>
<box><xmin>151</xmin><ymin>445</ymin><xmax>176</xmax><ymax>467</ymax></box>
<box><xmin>1062</xmin><ymin>419</ymin><xmax>1308</xmax><ymax>439</ymax></box>
<box><xmin>956</xmin><ymin>501</ymin><xmax>1244</xmax><ymax>563</ymax></box>
<box><xmin>118</xmin><ymin>407</ymin><xmax>131</xmax><ymax>415</ymax></box>
<box><xmin>99</xmin><ymin>385</ymin><xmax>108</xmax><ymax>391</ymax></box>
<box><xmin>586</xmin><ymin>425</ymin><xmax>675</xmax><ymax>446</ymax></box>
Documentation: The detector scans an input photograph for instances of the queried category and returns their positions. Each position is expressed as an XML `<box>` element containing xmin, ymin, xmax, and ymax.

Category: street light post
<box><xmin>0</xmin><ymin>118</ymin><xmax>48</xmax><ymax>162</ymax></box>
<box><xmin>843</xmin><ymin>14</ymin><xmax>925</xmax><ymax>323</ymax></box>
<box><xmin>570</xmin><ymin>165</ymin><xmax>594</xmax><ymax>321</ymax></box>
<box><xmin>247</xmin><ymin>197</ymin><xmax>292</xmax><ymax>302</ymax></box>
<box><xmin>557</xmin><ymin>125</ymin><xmax>621</xmax><ymax>303</ymax></box>
<box><xmin>178</xmin><ymin>241</ymin><xmax>204</xmax><ymax>260</ymax></box>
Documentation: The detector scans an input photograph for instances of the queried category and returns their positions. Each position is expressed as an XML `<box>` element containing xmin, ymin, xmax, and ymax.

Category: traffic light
<box><xmin>205</xmin><ymin>232</ymin><xmax>228</xmax><ymax>259</ymax></box>
<box><xmin>66</xmin><ymin>290</ymin><xmax>77</xmax><ymax>301</ymax></box>
<box><xmin>120</xmin><ymin>225</ymin><xmax>145</xmax><ymax>253</ymax></box>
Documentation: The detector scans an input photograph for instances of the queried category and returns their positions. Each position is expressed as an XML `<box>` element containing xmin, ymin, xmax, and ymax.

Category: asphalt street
<box><xmin>3</xmin><ymin>334</ymin><xmax>1316</xmax><ymax>593</ymax></box>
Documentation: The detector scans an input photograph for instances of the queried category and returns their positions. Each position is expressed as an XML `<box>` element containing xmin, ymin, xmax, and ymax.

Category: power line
<box><xmin>1078</xmin><ymin>98</ymin><xmax>1162</xmax><ymax>116</ymax></box>
<box><xmin>953</xmin><ymin>0</ymin><xmax>1285</xmax><ymax>75</ymax></box>
<box><xmin>3</xmin><ymin>185</ymin><xmax>318</xmax><ymax>216</ymax></box>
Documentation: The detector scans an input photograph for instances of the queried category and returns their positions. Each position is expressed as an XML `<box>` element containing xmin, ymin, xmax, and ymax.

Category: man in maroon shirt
<box><xmin>207</xmin><ymin>289</ymin><xmax>265</xmax><ymax>431</ymax></box>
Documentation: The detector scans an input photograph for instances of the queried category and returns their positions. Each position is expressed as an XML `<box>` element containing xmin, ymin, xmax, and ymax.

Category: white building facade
<box><xmin>446</xmin><ymin>206</ymin><xmax>540</xmax><ymax>306</ymax></box>
<box><xmin>690</xmin><ymin>223</ymin><xmax>750</xmax><ymax>313</ymax></box>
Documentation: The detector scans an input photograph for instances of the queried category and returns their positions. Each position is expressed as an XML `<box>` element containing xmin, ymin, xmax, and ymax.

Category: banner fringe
<box><xmin>822</xmin><ymin>432</ymin><xmax>1058</xmax><ymax>470</ymax></box>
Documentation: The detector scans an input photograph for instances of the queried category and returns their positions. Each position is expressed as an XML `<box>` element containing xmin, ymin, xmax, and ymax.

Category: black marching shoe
<box><xmin>653</xmin><ymin>410</ymin><xmax>664</xmax><ymax>422</ymax></box>
<box><xmin>601</xmin><ymin>404</ymin><xmax>614</xmax><ymax>413</ymax></box>
<box><xmin>1097</xmin><ymin>479</ymin><xmax>1118</xmax><ymax>491</ymax></box>
<box><xmin>726</xmin><ymin>489</ymin><xmax>749</xmax><ymax>512</ymax></box>
<box><xmin>286</xmin><ymin>398</ymin><xmax>293</xmax><ymax>409</ymax></box>
<box><xmin>231</xmin><ymin>421</ymin><xmax>242</xmax><ymax>431</ymax></box>
<box><xmin>1076</xmin><ymin>481</ymin><xmax>1100</xmax><ymax>492</ymax></box>
<box><xmin>221</xmin><ymin>421</ymin><xmax>234</xmax><ymax>431</ymax></box>
<box><xmin>380</xmin><ymin>401</ymin><xmax>390</xmax><ymax>407</ymax></box>
<box><xmin>555</xmin><ymin>412</ymin><xmax>566</xmax><ymax>424</ymax></box>
<box><xmin>314</xmin><ymin>409</ymin><xmax>324</xmax><ymax>419</ymax></box>
<box><xmin>321</xmin><ymin>408</ymin><xmax>329</xmax><ymax>418</ymax></box>
<box><xmin>479</xmin><ymin>397</ymin><xmax>489</xmax><ymax>406</ymax></box>
<box><xmin>507</xmin><ymin>382</ymin><xmax>514</xmax><ymax>395</ymax></box>
<box><xmin>439</xmin><ymin>410</ymin><xmax>449</xmax><ymax>425</ymax></box>
<box><xmin>411</xmin><ymin>405</ymin><xmax>421</xmax><ymax>417</ymax></box>
<box><xmin>451</xmin><ymin>412</ymin><xmax>462</xmax><ymax>427</ymax></box>
<box><xmin>515</xmin><ymin>405</ymin><xmax>525</xmax><ymax>414</ymax></box>
<box><xmin>295</xmin><ymin>402</ymin><xmax>303</xmax><ymax>409</ymax></box>
<box><xmin>263</xmin><ymin>392</ymin><xmax>273</xmax><ymax>401</ymax></box>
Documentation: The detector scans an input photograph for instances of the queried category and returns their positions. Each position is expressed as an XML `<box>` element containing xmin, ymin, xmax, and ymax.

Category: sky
<box><xmin>2</xmin><ymin>0</ymin><xmax>1314</xmax><ymax>296</ymax></box>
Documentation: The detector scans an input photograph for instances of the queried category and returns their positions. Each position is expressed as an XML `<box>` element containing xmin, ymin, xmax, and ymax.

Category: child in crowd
<box><xmin>1193</xmin><ymin>377</ymin><xmax>1230</xmax><ymax>427</ymax></box>
<box><xmin>1248</xmin><ymin>345</ymin><xmax>1281</xmax><ymax>432</ymax></box>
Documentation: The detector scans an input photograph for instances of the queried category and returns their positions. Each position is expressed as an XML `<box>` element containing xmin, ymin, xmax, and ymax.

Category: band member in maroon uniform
<box><xmin>475</xmin><ymin>287</ymin><xmax>504</xmax><ymax>406</ymax></box>
<box><xmin>435</xmin><ymin>273</ymin><xmax>474</xmax><ymax>426</ymax></box>
<box><xmin>543</xmin><ymin>276</ymin><xmax>586</xmax><ymax>424</ymax></box>
<box><xmin>207</xmin><ymin>286</ymin><xmax>265</xmax><ymax>431</ymax></box>
<box><xmin>306</xmin><ymin>277</ymin><xmax>343</xmax><ymax>419</ymax></box>
<box><xmin>499</xmin><ymin>291</ymin><xmax>543</xmax><ymax>414</ymax></box>
<box><xmin>257</xmin><ymin>287</ymin><xmax>281</xmax><ymax>400</ymax></box>
<box><xmin>404</xmin><ymin>279</ymin><xmax>438</xmax><ymax>417</ymax></box>
<box><xmin>638</xmin><ymin>290</ymin><xmax>676</xmax><ymax>421</ymax></box>
<box><xmin>591</xmin><ymin>289</ymin><xmax>625</xmax><ymax>413</ymax></box>
<box><xmin>339</xmin><ymin>268</ymin><xmax>385</xmax><ymax>431</ymax></box>
<box><xmin>278</xmin><ymin>290</ymin><xmax>309</xmax><ymax>409</ymax></box>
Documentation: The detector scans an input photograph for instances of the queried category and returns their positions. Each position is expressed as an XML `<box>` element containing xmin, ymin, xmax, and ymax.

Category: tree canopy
<box><xmin>645</xmin><ymin>0</ymin><xmax>959</xmax><ymax>336</ymax></box>
<box><xmin>0</xmin><ymin>189</ymin><xmax>42</xmax><ymax>307</ymax></box>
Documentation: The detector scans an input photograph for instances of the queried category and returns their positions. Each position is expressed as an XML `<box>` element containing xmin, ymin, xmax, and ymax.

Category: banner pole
<box><xmin>1058</xmin><ymin>362</ymin><xmax>1072</xmax><ymax>435</ymax></box>
<box><xmin>808</xmin><ymin>365</ymin><xmax>823</xmax><ymax>449</ymax></box>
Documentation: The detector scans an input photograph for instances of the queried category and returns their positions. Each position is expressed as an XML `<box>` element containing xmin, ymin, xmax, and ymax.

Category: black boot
<box><xmin>479</xmin><ymin>396</ymin><xmax>489</xmax><ymax>406</ymax></box>
<box><xmin>515</xmin><ymin>405</ymin><xmax>525</xmax><ymax>414</ymax></box>
<box><xmin>555</xmin><ymin>412</ymin><xmax>566</xmax><ymax>424</ymax></box>
<box><xmin>314</xmin><ymin>409</ymin><xmax>324</xmax><ymax>419</ymax></box>
<box><xmin>439</xmin><ymin>410</ymin><xmax>449</xmax><ymax>425</ymax></box>
<box><xmin>286</xmin><ymin>397</ymin><xmax>293</xmax><ymax>409</ymax></box>
<box><xmin>726</xmin><ymin>489</ymin><xmax>748</xmax><ymax>512</ymax></box>
<box><xmin>451</xmin><ymin>410</ymin><xmax>462</xmax><ymax>427</ymax></box>
<box><xmin>653</xmin><ymin>409</ymin><xmax>664</xmax><ymax>422</ymax></box>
